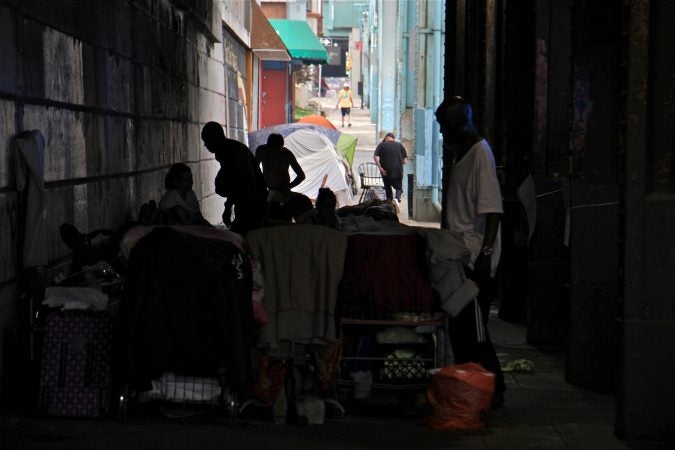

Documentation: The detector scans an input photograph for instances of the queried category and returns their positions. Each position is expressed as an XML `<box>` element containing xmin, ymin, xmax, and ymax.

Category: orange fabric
<box><xmin>309</xmin><ymin>341</ymin><xmax>342</xmax><ymax>391</ymax></box>
<box><xmin>426</xmin><ymin>362</ymin><xmax>495</xmax><ymax>430</ymax></box>
<box><xmin>298</xmin><ymin>115</ymin><xmax>337</xmax><ymax>129</ymax></box>
<box><xmin>252</xmin><ymin>351</ymin><xmax>286</xmax><ymax>404</ymax></box>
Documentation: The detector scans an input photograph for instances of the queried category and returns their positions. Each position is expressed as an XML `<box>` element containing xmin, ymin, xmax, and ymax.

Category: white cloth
<box><xmin>413</xmin><ymin>227</ymin><xmax>478</xmax><ymax>317</ymax></box>
<box><xmin>444</xmin><ymin>139</ymin><xmax>503</xmax><ymax>276</ymax></box>
<box><xmin>145</xmin><ymin>373</ymin><xmax>221</xmax><ymax>402</ymax></box>
<box><xmin>158</xmin><ymin>189</ymin><xmax>202</xmax><ymax>221</ymax></box>
<box><xmin>518</xmin><ymin>173</ymin><xmax>537</xmax><ymax>239</ymax></box>
<box><xmin>246</xmin><ymin>225</ymin><xmax>348</xmax><ymax>353</ymax></box>
<box><xmin>14</xmin><ymin>130</ymin><xmax>48</xmax><ymax>267</ymax></box>
<box><xmin>43</xmin><ymin>287</ymin><xmax>109</xmax><ymax>311</ymax></box>
<box><xmin>283</xmin><ymin>129</ymin><xmax>355</xmax><ymax>206</ymax></box>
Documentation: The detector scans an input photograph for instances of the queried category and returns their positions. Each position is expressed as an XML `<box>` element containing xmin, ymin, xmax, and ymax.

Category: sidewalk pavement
<box><xmin>312</xmin><ymin>95</ymin><xmax>439</xmax><ymax>228</ymax></box>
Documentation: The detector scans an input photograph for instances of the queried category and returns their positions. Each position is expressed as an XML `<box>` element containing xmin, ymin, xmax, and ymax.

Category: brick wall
<box><xmin>261</xmin><ymin>2</ymin><xmax>286</xmax><ymax>19</ymax></box>
<box><xmin>0</xmin><ymin>0</ymin><xmax>229</xmax><ymax>402</ymax></box>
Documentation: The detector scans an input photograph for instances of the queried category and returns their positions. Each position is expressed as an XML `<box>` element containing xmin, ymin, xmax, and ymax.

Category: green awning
<box><xmin>268</xmin><ymin>19</ymin><xmax>328</xmax><ymax>64</ymax></box>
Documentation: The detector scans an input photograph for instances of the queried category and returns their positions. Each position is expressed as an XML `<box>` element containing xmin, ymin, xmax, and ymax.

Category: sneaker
<box><xmin>390</xmin><ymin>200</ymin><xmax>400</xmax><ymax>213</ymax></box>
<box><xmin>348</xmin><ymin>123</ymin><xmax>352</xmax><ymax>127</ymax></box>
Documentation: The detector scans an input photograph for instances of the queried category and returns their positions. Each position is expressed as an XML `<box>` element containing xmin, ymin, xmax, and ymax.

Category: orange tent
<box><xmin>298</xmin><ymin>114</ymin><xmax>337</xmax><ymax>130</ymax></box>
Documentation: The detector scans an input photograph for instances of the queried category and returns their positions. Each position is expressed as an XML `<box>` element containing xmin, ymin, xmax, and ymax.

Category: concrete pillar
<box><xmin>618</xmin><ymin>0</ymin><xmax>675</xmax><ymax>441</ymax></box>
<box><xmin>565</xmin><ymin>0</ymin><xmax>621</xmax><ymax>393</ymax></box>
<box><xmin>523</xmin><ymin>0</ymin><xmax>573</xmax><ymax>343</ymax></box>
<box><xmin>377</xmin><ymin>0</ymin><xmax>397</xmax><ymax>135</ymax></box>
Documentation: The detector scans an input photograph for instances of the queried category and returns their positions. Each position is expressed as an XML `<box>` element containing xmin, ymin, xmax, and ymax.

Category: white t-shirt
<box><xmin>158</xmin><ymin>189</ymin><xmax>202</xmax><ymax>221</ymax></box>
<box><xmin>444</xmin><ymin>139</ymin><xmax>503</xmax><ymax>276</ymax></box>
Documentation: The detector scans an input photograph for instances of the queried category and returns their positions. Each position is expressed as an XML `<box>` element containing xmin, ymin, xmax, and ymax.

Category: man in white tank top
<box><xmin>435</xmin><ymin>96</ymin><xmax>506</xmax><ymax>406</ymax></box>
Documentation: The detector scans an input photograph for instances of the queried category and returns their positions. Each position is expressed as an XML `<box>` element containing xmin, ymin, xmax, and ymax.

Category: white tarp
<box><xmin>284</xmin><ymin>129</ymin><xmax>355</xmax><ymax>206</ymax></box>
<box><xmin>15</xmin><ymin>130</ymin><xmax>48</xmax><ymax>267</ymax></box>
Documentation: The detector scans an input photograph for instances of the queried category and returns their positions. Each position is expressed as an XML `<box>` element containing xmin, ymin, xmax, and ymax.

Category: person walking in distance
<box><xmin>373</xmin><ymin>132</ymin><xmax>408</xmax><ymax>203</ymax></box>
<box><xmin>435</xmin><ymin>96</ymin><xmax>506</xmax><ymax>407</ymax></box>
<box><xmin>336</xmin><ymin>83</ymin><xmax>354</xmax><ymax>128</ymax></box>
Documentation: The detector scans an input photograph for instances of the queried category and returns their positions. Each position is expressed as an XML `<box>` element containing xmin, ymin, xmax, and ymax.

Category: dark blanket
<box><xmin>115</xmin><ymin>227</ymin><xmax>253</xmax><ymax>391</ymax></box>
<box><xmin>337</xmin><ymin>234</ymin><xmax>439</xmax><ymax>317</ymax></box>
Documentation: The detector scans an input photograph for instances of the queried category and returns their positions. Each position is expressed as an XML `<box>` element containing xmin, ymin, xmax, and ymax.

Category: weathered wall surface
<box><xmin>564</xmin><ymin>0</ymin><xmax>621</xmax><ymax>393</ymax></box>
<box><xmin>618</xmin><ymin>0</ymin><xmax>675</xmax><ymax>440</ymax></box>
<box><xmin>444</xmin><ymin>0</ymin><xmax>674</xmax><ymax>441</ymax></box>
<box><xmin>0</xmin><ymin>0</ymin><xmax>228</xmax><ymax>402</ymax></box>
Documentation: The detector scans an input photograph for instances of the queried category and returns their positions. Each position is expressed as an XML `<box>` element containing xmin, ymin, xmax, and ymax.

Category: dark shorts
<box><xmin>341</xmin><ymin>107</ymin><xmax>351</xmax><ymax>117</ymax></box>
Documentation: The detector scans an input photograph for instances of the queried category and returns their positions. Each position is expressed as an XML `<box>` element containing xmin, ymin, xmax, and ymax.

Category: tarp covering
<box><xmin>250</xmin><ymin>128</ymin><xmax>355</xmax><ymax>206</ymax></box>
<box><xmin>335</xmin><ymin>133</ymin><xmax>358</xmax><ymax>169</ymax></box>
<box><xmin>249</xmin><ymin>123</ymin><xmax>357</xmax><ymax>169</ymax></box>
<box><xmin>298</xmin><ymin>114</ymin><xmax>337</xmax><ymax>129</ymax></box>
<box><xmin>268</xmin><ymin>19</ymin><xmax>329</xmax><ymax>64</ymax></box>
<box><xmin>14</xmin><ymin>130</ymin><xmax>47</xmax><ymax>267</ymax></box>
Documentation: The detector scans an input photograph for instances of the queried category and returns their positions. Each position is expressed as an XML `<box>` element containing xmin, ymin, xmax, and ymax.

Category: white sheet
<box><xmin>43</xmin><ymin>286</ymin><xmax>109</xmax><ymax>311</ymax></box>
<box><xmin>144</xmin><ymin>372</ymin><xmax>222</xmax><ymax>403</ymax></box>
<box><xmin>284</xmin><ymin>129</ymin><xmax>355</xmax><ymax>206</ymax></box>
<box><xmin>15</xmin><ymin>130</ymin><xmax>48</xmax><ymax>267</ymax></box>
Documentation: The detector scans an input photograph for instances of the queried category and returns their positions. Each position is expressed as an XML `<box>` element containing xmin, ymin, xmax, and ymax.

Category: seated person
<box><xmin>315</xmin><ymin>187</ymin><xmax>340</xmax><ymax>230</ymax></box>
<box><xmin>255</xmin><ymin>134</ymin><xmax>306</xmax><ymax>222</ymax></box>
<box><xmin>286</xmin><ymin>193</ymin><xmax>316</xmax><ymax>224</ymax></box>
<box><xmin>286</xmin><ymin>188</ymin><xmax>340</xmax><ymax>230</ymax></box>
<box><xmin>158</xmin><ymin>163</ymin><xmax>210</xmax><ymax>226</ymax></box>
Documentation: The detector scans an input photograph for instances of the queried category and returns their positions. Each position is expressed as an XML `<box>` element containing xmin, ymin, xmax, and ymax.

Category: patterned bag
<box><xmin>38</xmin><ymin>310</ymin><xmax>113</xmax><ymax>417</ymax></box>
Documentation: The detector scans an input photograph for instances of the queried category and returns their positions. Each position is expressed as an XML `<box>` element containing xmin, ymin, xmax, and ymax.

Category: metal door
<box><xmin>260</xmin><ymin>63</ymin><xmax>288</xmax><ymax>128</ymax></box>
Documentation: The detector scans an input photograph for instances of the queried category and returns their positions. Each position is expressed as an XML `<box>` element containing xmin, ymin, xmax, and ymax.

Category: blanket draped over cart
<box><xmin>246</xmin><ymin>225</ymin><xmax>348</xmax><ymax>356</ymax></box>
<box><xmin>115</xmin><ymin>227</ymin><xmax>254</xmax><ymax>391</ymax></box>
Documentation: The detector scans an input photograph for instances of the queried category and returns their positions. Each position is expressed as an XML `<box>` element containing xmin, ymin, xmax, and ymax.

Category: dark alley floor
<box><xmin>1</xmin><ymin>312</ymin><xmax>658</xmax><ymax>450</ymax></box>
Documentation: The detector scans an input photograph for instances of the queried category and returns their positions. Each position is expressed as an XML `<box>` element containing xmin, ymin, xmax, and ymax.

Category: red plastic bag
<box><xmin>425</xmin><ymin>362</ymin><xmax>495</xmax><ymax>430</ymax></box>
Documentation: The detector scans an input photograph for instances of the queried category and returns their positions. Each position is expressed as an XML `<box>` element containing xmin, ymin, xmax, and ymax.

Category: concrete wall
<box><xmin>618</xmin><ymin>0</ymin><xmax>675</xmax><ymax>440</ymax></box>
<box><xmin>564</xmin><ymin>0</ymin><xmax>621</xmax><ymax>392</ymax></box>
<box><xmin>0</xmin><ymin>0</ymin><xmax>229</xmax><ymax>403</ymax></box>
<box><xmin>443</xmin><ymin>0</ymin><xmax>674</xmax><ymax>441</ymax></box>
<box><xmin>525</xmin><ymin>0</ymin><xmax>572</xmax><ymax>344</ymax></box>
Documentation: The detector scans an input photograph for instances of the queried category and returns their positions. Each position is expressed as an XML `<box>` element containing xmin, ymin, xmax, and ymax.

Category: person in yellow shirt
<box><xmin>336</xmin><ymin>83</ymin><xmax>354</xmax><ymax>127</ymax></box>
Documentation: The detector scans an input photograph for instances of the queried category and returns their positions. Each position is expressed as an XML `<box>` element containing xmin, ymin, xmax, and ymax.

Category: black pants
<box><xmin>382</xmin><ymin>175</ymin><xmax>403</xmax><ymax>201</ymax></box>
<box><xmin>447</xmin><ymin>267</ymin><xmax>506</xmax><ymax>396</ymax></box>
<box><xmin>231</xmin><ymin>199</ymin><xmax>266</xmax><ymax>236</ymax></box>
